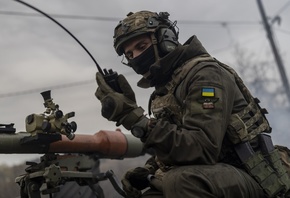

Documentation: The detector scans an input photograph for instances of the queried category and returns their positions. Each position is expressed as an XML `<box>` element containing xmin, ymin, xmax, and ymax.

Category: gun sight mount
<box><xmin>25</xmin><ymin>90</ymin><xmax>77</xmax><ymax>140</ymax></box>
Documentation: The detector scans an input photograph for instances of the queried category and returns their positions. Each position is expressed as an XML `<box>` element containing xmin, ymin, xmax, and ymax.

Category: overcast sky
<box><xmin>1</xmin><ymin>0</ymin><xmax>290</xmax><ymax>165</ymax></box>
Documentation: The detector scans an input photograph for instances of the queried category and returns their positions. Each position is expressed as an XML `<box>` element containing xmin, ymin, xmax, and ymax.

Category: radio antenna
<box><xmin>14</xmin><ymin>0</ymin><xmax>105</xmax><ymax>75</ymax></box>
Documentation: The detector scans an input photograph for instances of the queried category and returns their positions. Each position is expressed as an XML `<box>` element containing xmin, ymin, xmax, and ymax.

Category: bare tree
<box><xmin>229</xmin><ymin>44</ymin><xmax>290</xmax><ymax>146</ymax></box>
<box><xmin>231</xmin><ymin>44</ymin><xmax>289</xmax><ymax>109</ymax></box>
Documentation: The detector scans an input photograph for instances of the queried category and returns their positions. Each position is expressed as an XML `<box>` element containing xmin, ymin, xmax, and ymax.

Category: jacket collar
<box><xmin>137</xmin><ymin>35</ymin><xmax>209</xmax><ymax>88</ymax></box>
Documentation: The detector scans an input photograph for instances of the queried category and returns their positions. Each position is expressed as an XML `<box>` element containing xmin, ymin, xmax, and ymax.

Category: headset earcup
<box><xmin>157</xmin><ymin>28</ymin><xmax>179</xmax><ymax>55</ymax></box>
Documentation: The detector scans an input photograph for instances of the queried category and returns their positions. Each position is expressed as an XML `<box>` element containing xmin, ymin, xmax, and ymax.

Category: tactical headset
<box><xmin>147</xmin><ymin>12</ymin><xmax>179</xmax><ymax>55</ymax></box>
<box><xmin>114</xmin><ymin>11</ymin><xmax>179</xmax><ymax>57</ymax></box>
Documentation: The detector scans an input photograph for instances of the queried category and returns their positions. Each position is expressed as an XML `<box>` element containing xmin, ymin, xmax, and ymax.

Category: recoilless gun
<box><xmin>6</xmin><ymin>1</ymin><xmax>143</xmax><ymax>197</ymax></box>
<box><xmin>0</xmin><ymin>91</ymin><xmax>144</xmax><ymax>198</ymax></box>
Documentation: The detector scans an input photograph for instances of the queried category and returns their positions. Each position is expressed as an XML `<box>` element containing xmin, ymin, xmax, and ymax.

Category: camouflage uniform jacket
<box><xmin>143</xmin><ymin>35</ymin><xmax>253</xmax><ymax>167</ymax></box>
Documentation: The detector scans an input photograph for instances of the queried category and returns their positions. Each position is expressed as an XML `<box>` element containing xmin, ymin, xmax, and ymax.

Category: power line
<box><xmin>275</xmin><ymin>27</ymin><xmax>290</xmax><ymax>35</ymax></box>
<box><xmin>0</xmin><ymin>71</ymin><xmax>135</xmax><ymax>99</ymax></box>
<box><xmin>211</xmin><ymin>31</ymin><xmax>266</xmax><ymax>55</ymax></box>
<box><xmin>0</xmin><ymin>10</ymin><xmax>120</xmax><ymax>22</ymax></box>
<box><xmin>0</xmin><ymin>10</ymin><xmax>261</xmax><ymax>26</ymax></box>
<box><xmin>0</xmin><ymin>80</ymin><xmax>94</xmax><ymax>99</ymax></box>
<box><xmin>0</xmin><ymin>8</ymin><xmax>277</xmax><ymax>98</ymax></box>
<box><xmin>273</xmin><ymin>0</ymin><xmax>290</xmax><ymax>16</ymax></box>
<box><xmin>178</xmin><ymin>20</ymin><xmax>260</xmax><ymax>26</ymax></box>
<box><xmin>257</xmin><ymin>0</ymin><xmax>290</xmax><ymax>106</ymax></box>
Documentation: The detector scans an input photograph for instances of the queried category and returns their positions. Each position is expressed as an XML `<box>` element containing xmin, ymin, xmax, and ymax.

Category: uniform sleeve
<box><xmin>143</xmin><ymin>63</ymin><xmax>237</xmax><ymax>165</ymax></box>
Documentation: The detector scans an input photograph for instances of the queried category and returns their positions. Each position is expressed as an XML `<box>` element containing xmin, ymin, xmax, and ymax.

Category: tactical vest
<box><xmin>150</xmin><ymin>55</ymin><xmax>214</xmax><ymax>125</ymax></box>
<box><xmin>149</xmin><ymin>55</ymin><xmax>290</xmax><ymax>198</ymax></box>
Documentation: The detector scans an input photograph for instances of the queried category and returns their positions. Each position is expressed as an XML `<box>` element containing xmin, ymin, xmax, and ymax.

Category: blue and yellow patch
<box><xmin>201</xmin><ymin>88</ymin><xmax>215</xmax><ymax>97</ymax></box>
<box><xmin>197</xmin><ymin>87</ymin><xmax>219</xmax><ymax>109</ymax></box>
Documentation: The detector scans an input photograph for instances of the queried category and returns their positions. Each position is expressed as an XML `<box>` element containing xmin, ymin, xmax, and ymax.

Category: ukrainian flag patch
<box><xmin>202</xmin><ymin>88</ymin><xmax>215</xmax><ymax>97</ymax></box>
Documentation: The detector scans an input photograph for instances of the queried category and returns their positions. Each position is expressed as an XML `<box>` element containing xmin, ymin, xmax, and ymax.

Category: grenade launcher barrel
<box><xmin>0</xmin><ymin>130</ymin><xmax>144</xmax><ymax>158</ymax></box>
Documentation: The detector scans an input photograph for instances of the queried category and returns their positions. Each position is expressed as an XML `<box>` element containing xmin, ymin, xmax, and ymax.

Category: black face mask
<box><xmin>128</xmin><ymin>45</ymin><xmax>156</xmax><ymax>75</ymax></box>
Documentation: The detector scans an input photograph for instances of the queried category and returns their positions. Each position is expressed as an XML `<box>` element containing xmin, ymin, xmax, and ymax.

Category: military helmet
<box><xmin>113</xmin><ymin>11</ymin><xmax>178</xmax><ymax>56</ymax></box>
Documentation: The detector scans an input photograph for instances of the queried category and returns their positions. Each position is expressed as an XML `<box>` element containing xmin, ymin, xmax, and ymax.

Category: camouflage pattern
<box><xmin>114</xmin><ymin>11</ymin><xmax>285</xmax><ymax>197</ymax></box>
<box><xmin>113</xmin><ymin>11</ymin><xmax>166</xmax><ymax>55</ymax></box>
<box><xmin>139</xmin><ymin>35</ymin><xmax>268</xmax><ymax>197</ymax></box>
<box><xmin>216</xmin><ymin>59</ymin><xmax>272</xmax><ymax>144</ymax></box>
<box><xmin>277</xmin><ymin>145</ymin><xmax>290</xmax><ymax>172</ymax></box>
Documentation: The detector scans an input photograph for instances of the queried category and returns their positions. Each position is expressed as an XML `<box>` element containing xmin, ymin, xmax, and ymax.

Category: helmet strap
<box><xmin>150</xmin><ymin>33</ymin><xmax>161</xmax><ymax>63</ymax></box>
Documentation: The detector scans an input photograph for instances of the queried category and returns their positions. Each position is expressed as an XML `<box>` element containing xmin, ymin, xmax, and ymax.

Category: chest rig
<box><xmin>150</xmin><ymin>56</ymin><xmax>290</xmax><ymax>197</ymax></box>
<box><xmin>149</xmin><ymin>55</ymin><xmax>214</xmax><ymax>125</ymax></box>
<box><xmin>215</xmin><ymin>59</ymin><xmax>290</xmax><ymax>198</ymax></box>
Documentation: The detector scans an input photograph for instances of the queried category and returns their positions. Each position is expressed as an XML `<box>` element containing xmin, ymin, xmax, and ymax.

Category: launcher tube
<box><xmin>0</xmin><ymin>130</ymin><xmax>144</xmax><ymax>158</ymax></box>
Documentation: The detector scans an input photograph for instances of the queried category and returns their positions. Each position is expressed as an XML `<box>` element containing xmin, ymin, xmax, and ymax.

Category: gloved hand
<box><xmin>121</xmin><ymin>156</ymin><xmax>159</xmax><ymax>197</ymax></box>
<box><xmin>144</xmin><ymin>155</ymin><xmax>159</xmax><ymax>173</ymax></box>
<box><xmin>95</xmin><ymin>72</ymin><xmax>144</xmax><ymax>130</ymax></box>
<box><xmin>121</xmin><ymin>167</ymin><xmax>150</xmax><ymax>198</ymax></box>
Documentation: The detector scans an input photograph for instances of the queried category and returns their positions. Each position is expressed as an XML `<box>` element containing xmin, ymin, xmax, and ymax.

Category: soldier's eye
<box><xmin>126</xmin><ymin>52</ymin><xmax>133</xmax><ymax>59</ymax></box>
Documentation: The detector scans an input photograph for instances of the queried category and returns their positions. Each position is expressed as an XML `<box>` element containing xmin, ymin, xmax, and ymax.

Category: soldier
<box><xmin>95</xmin><ymin>11</ymin><xmax>290</xmax><ymax>198</ymax></box>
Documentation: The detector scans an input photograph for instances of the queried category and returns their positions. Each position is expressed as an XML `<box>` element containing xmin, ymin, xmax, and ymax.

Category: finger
<box><xmin>121</xmin><ymin>178</ymin><xmax>141</xmax><ymax>198</ymax></box>
<box><xmin>118</xmin><ymin>74</ymin><xmax>136</xmax><ymax>101</ymax></box>
<box><xmin>121</xmin><ymin>177</ymin><xmax>131</xmax><ymax>191</ymax></box>
<box><xmin>95</xmin><ymin>87</ymin><xmax>104</xmax><ymax>100</ymax></box>
<box><xmin>96</xmin><ymin>72</ymin><xmax>113</xmax><ymax>93</ymax></box>
<box><xmin>121</xmin><ymin>178</ymin><xmax>134</xmax><ymax>193</ymax></box>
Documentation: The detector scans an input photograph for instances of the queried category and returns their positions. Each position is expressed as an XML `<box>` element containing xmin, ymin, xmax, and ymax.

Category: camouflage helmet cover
<box><xmin>113</xmin><ymin>11</ymin><xmax>169</xmax><ymax>55</ymax></box>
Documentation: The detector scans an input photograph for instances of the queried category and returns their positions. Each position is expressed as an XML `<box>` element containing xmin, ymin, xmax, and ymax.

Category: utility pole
<box><xmin>256</xmin><ymin>0</ymin><xmax>290</xmax><ymax>106</ymax></box>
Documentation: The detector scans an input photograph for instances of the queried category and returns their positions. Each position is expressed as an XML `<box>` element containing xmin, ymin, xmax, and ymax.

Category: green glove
<box><xmin>121</xmin><ymin>156</ymin><xmax>158</xmax><ymax>197</ymax></box>
<box><xmin>95</xmin><ymin>72</ymin><xmax>144</xmax><ymax>130</ymax></box>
